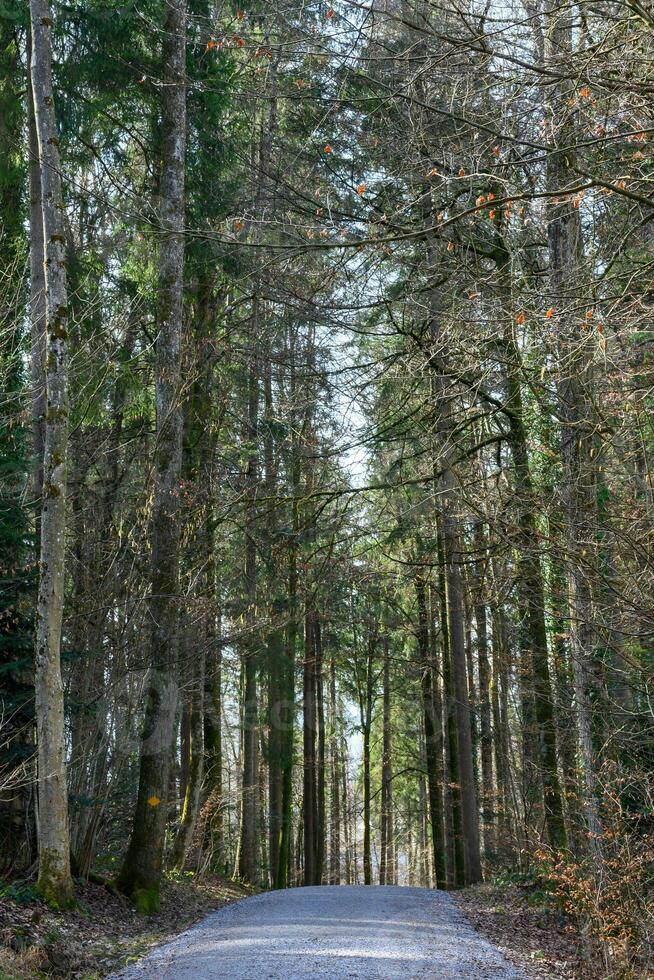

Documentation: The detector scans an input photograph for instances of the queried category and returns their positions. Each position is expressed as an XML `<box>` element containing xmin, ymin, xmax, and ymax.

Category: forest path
<box><xmin>111</xmin><ymin>884</ymin><xmax>524</xmax><ymax>979</ymax></box>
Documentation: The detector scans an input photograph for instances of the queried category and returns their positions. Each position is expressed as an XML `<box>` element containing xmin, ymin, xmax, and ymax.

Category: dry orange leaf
<box><xmin>545</xmin><ymin>308</ymin><xmax>554</xmax><ymax>318</ymax></box>
<box><xmin>516</xmin><ymin>312</ymin><xmax>526</xmax><ymax>325</ymax></box>
<box><xmin>357</xmin><ymin>183</ymin><xmax>366</xmax><ymax>196</ymax></box>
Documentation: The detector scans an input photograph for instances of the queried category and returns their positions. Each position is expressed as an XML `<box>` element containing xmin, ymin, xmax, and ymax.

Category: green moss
<box><xmin>36</xmin><ymin>850</ymin><xmax>76</xmax><ymax>909</ymax></box>
<box><xmin>133</xmin><ymin>886</ymin><xmax>160</xmax><ymax>915</ymax></box>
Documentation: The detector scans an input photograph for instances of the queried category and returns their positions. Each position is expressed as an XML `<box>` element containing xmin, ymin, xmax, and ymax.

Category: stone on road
<box><xmin>112</xmin><ymin>885</ymin><xmax>525</xmax><ymax>979</ymax></box>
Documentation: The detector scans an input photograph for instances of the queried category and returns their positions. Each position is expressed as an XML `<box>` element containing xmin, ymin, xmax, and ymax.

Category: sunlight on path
<box><xmin>112</xmin><ymin>885</ymin><xmax>525</xmax><ymax>979</ymax></box>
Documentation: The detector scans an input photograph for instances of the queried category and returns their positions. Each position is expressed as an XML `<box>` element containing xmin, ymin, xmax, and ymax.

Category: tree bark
<box><xmin>415</xmin><ymin>572</ymin><xmax>447</xmax><ymax>888</ymax></box>
<box><xmin>471</xmin><ymin>525</ymin><xmax>495</xmax><ymax>859</ymax></box>
<box><xmin>360</xmin><ymin>633</ymin><xmax>375</xmax><ymax>886</ymax></box>
<box><xmin>544</xmin><ymin>0</ymin><xmax>603</xmax><ymax>854</ymax></box>
<box><xmin>29</xmin><ymin>0</ymin><xmax>74</xmax><ymax>907</ymax></box>
<box><xmin>329</xmin><ymin>653</ymin><xmax>341</xmax><ymax>884</ymax></box>
<box><xmin>303</xmin><ymin>608</ymin><xmax>317</xmax><ymax>885</ymax></box>
<box><xmin>117</xmin><ymin>0</ymin><xmax>186</xmax><ymax>911</ymax></box>
<box><xmin>434</xmin><ymin>528</ymin><xmax>465</xmax><ymax>887</ymax></box>
<box><xmin>315</xmin><ymin>617</ymin><xmax>326</xmax><ymax>883</ymax></box>
<box><xmin>238</xmin><ymin>354</ymin><xmax>260</xmax><ymax>884</ymax></box>
<box><xmin>379</xmin><ymin>634</ymin><xmax>393</xmax><ymax>885</ymax></box>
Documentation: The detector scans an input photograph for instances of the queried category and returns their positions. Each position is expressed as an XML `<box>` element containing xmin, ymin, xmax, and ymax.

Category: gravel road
<box><xmin>112</xmin><ymin>885</ymin><xmax>525</xmax><ymax>979</ymax></box>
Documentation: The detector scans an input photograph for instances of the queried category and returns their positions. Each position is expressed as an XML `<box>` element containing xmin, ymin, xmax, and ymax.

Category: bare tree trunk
<box><xmin>204</xmin><ymin>600</ymin><xmax>223</xmax><ymax>870</ymax></box>
<box><xmin>544</xmin><ymin>0</ymin><xmax>603</xmax><ymax>855</ymax></box>
<box><xmin>315</xmin><ymin>619</ymin><xmax>326</xmax><ymax>883</ymax></box>
<box><xmin>440</xmin><ymin>502</ymin><xmax>482</xmax><ymax>883</ymax></box>
<box><xmin>172</xmin><ymin>626</ymin><xmax>205</xmax><ymax>869</ymax></box>
<box><xmin>379</xmin><ymin>634</ymin><xmax>393</xmax><ymax>885</ymax></box>
<box><xmin>27</xmin><ymin>44</ymin><xmax>45</xmax><ymax>514</ymax></box>
<box><xmin>303</xmin><ymin>608</ymin><xmax>317</xmax><ymax>885</ymax></box>
<box><xmin>471</xmin><ymin>525</ymin><xmax>495</xmax><ymax>860</ymax></box>
<box><xmin>329</xmin><ymin>654</ymin><xmax>341</xmax><ymax>884</ymax></box>
<box><xmin>494</xmin><ymin>257</ymin><xmax>567</xmax><ymax>850</ymax></box>
<box><xmin>424</xmin><ymin>210</ymin><xmax>482</xmax><ymax>882</ymax></box>
<box><xmin>360</xmin><ymin>634</ymin><xmax>375</xmax><ymax>886</ymax></box>
<box><xmin>29</xmin><ymin>0</ymin><xmax>74</xmax><ymax>907</ymax></box>
<box><xmin>275</xmin><ymin>324</ymin><xmax>299</xmax><ymax>889</ymax></box>
<box><xmin>415</xmin><ymin>571</ymin><xmax>447</xmax><ymax>888</ymax></box>
<box><xmin>489</xmin><ymin>582</ymin><xmax>515</xmax><ymax>862</ymax></box>
<box><xmin>341</xmin><ymin>742</ymin><xmax>352</xmax><ymax>884</ymax></box>
<box><xmin>117</xmin><ymin>0</ymin><xmax>186</xmax><ymax>911</ymax></box>
<box><xmin>239</xmin><ymin>353</ymin><xmax>260</xmax><ymax>884</ymax></box>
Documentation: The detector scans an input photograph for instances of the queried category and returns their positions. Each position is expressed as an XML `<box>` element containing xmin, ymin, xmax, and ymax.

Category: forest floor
<box><xmin>0</xmin><ymin>873</ymin><xmax>253</xmax><ymax>979</ymax></box>
<box><xmin>0</xmin><ymin>877</ymin><xmax>594</xmax><ymax>979</ymax></box>
<box><xmin>456</xmin><ymin>882</ymin><xmax>590</xmax><ymax>978</ymax></box>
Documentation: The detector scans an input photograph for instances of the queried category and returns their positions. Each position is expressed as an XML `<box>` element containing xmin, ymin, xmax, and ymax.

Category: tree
<box><xmin>29</xmin><ymin>0</ymin><xmax>75</xmax><ymax>907</ymax></box>
<box><xmin>117</xmin><ymin>0</ymin><xmax>187</xmax><ymax>911</ymax></box>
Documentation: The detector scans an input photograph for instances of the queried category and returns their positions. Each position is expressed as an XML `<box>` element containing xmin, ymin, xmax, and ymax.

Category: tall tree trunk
<box><xmin>440</xmin><ymin>503</ymin><xmax>482</xmax><ymax>883</ymax></box>
<box><xmin>415</xmin><ymin>571</ymin><xmax>447</xmax><ymax>888</ymax></box>
<box><xmin>29</xmin><ymin>0</ymin><xmax>74</xmax><ymax>907</ymax></box>
<box><xmin>117</xmin><ymin>0</ymin><xmax>186</xmax><ymax>911</ymax></box>
<box><xmin>361</xmin><ymin>634</ymin><xmax>375</xmax><ymax>886</ymax></box>
<box><xmin>471</xmin><ymin>524</ymin><xmax>495</xmax><ymax>860</ymax></box>
<box><xmin>275</xmin><ymin>324</ymin><xmax>299</xmax><ymax>889</ymax></box>
<box><xmin>302</xmin><ymin>608</ymin><xmax>317</xmax><ymax>885</ymax></box>
<box><xmin>424</xmin><ymin>209</ymin><xmax>482</xmax><ymax>882</ymax></box>
<box><xmin>495</xmin><ymin>259</ymin><xmax>567</xmax><ymax>850</ymax></box>
<box><xmin>204</xmin><ymin>600</ymin><xmax>223</xmax><ymax>870</ymax></box>
<box><xmin>27</xmin><ymin>41</ymin><xmax>45</xmax><ymax>518</ymax></box>
<box><xmin>489</xmin><ymin>577</ymin><xmax>515</xmax><ymax>861</ymax></box>
<box><xmin>379</xmin><ymin>634</ymin><xmax>393</xmax><ymax>885</ymax></box>
<box><xmin>315</xmin><ymin>618</ymin><xmax>326</xmax><ymax>883</ymax></box>
<box><xmin>329</xmin><ymin>654</ymin><xmax>341</xmax><ymax>884</ymax></box>
<box><xmin>263</xmin><ymin>350</ymin><xmax>285</xmax><ymax>887</ymax></box>
<box><xmin>239</xmin><ymin>353</ymin><xmax>260</xmax><ymax>884</ymax></box>
<box><xmin>172</xmin><ymin>630</ymin><xmax>205</xmax><ymax>869</ymax></box>
<box><xmin>544</xmin><ymin>0</ymin><xmax>603</xmax><ymax>854</ymax></box>
<box><xmin>197</xmin><ymin>284</ymin><xmax>223</xmax><ymax>873</ymax></box>
<box><xmin>341</xmin><ymin>741</ymin><xmax>352</xmax><ymax>884</ymax></box>
<box><xmin>438</xmin><ymin>530</ymin><xmax>465</xmax><ymax>887</ymax></box>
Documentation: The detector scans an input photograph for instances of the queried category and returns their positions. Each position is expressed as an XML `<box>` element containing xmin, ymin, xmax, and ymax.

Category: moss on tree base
<box><xmin>133</xmin><ymin>886</ymin><xmax>161</xmax><ymax>915</ymax></box>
